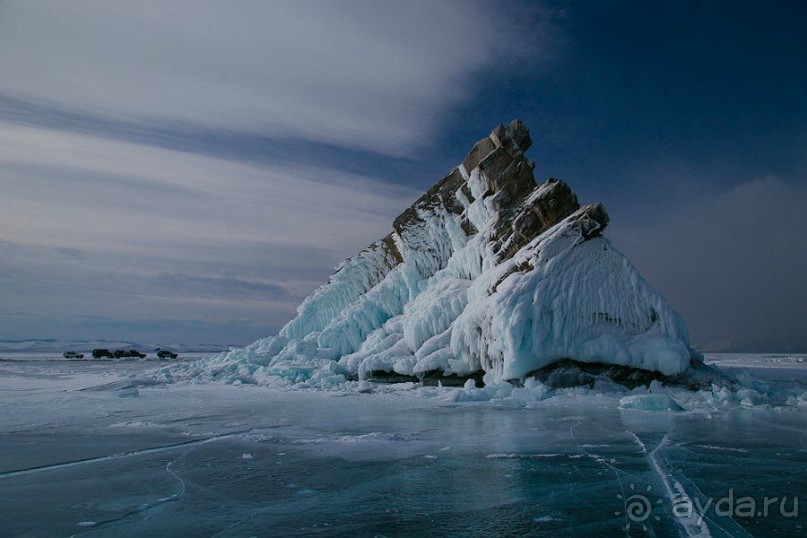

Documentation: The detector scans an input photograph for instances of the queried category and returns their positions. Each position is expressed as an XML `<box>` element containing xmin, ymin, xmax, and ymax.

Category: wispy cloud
<box><xmin>0</xmin><ymin>2</ymin><xmax>554</xmax><ymax>343</ymax></box>
<box><xmin>0</xmin><ymin>1</ymin><xmax>531</xmax><ymax>156</ymax></box>
<box><xmin>0</xmin><ymin>124</ymin><xmax>420</xmax><ymax>340</ymax></box>
<box><xmin>0</xmin><ymin>123</ymin><xmax>418</xmax><ymax>250</ymax></box>
<box><xmin>150</xmin><ymin>272</ymin><xmax>290</xmax><ymax>300</ymax></box>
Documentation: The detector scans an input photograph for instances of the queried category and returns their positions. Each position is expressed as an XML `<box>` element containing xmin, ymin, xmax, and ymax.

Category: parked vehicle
<box><xmin>92</xmin><ymin>349</ymin><xmax>114</xmax><ymax>359</ymax></box>
<box><xmin>156</xmin><ymin>350</ymin><xmax>178</xmax><ymax>359</ymax></box>
<box><xmin>113</xmin><ymin>349</ymin><xmax>146</xmax><ymax>359</ymax></box>
<box><xmin>63</xmin><ymin>351</ymin><xmax>84</xmax><ymax>359</ymax></box>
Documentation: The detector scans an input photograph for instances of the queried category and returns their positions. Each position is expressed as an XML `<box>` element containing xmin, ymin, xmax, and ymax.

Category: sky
<box><xmin>1</xmin><ymin>1</ymin><xmax>805</xmax><ymax>351</ymax></box>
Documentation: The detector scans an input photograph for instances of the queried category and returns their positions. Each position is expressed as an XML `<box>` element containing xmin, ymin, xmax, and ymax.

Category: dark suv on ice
<box><xmin>113</xmin><ymin>349</ymin><xmax>146</xmax><ymax>359</ymax></box>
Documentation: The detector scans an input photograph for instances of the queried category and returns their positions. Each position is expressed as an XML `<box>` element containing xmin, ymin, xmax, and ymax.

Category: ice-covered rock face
<box><xmin>248</xmin><ymin>120</ymin><xmax>699</xmax><ymax>383</ymax></box>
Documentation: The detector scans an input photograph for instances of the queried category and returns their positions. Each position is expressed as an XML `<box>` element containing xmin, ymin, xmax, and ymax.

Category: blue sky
<box><xmin>1</xmin><ymin>1</ymin><xmax>805</xmax><ymax>350</ymax></box>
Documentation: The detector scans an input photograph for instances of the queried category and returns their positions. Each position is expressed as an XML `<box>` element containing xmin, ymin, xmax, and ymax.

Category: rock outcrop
<box><xmin>222</xmin><ymin>120</ymin><xmax>706</xmax><ymax>387</ymax></box>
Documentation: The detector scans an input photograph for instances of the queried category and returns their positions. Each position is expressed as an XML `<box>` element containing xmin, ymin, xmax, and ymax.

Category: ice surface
<box><xmin>1</xmin><ymin>354</ymin><xmax>805</xmax><ymax>536</ymax></box>
<box><xmin>619</xmin><ymin>393</ymin><xmax>684</xmax><ymax>411</ymax></box>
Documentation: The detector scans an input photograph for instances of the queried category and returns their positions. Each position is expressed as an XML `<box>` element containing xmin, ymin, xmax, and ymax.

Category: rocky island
<box><xmin>170</xmin><ymin>121</ymin><xmax>719</xmax><ymax>390</ymax></box>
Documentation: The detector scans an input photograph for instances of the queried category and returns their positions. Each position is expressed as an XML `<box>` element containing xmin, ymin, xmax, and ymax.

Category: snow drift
<box><xmin>189</xmin><ymin>120</ymin><xmax>702</xmax><ymax>386</ymax></box>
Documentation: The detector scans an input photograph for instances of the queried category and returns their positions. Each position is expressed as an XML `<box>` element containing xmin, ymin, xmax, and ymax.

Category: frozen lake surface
<box><xmin>0</xmin><ymin>354</ymin><xmax>804</xmax><ymax>536</ymax></box>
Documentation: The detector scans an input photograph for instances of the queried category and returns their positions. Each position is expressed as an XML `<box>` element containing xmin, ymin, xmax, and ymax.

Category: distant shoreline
<box><xmin>0</xmin><ymin>339</ymin><xmax>242</xmax><ymax>354</ymax></box>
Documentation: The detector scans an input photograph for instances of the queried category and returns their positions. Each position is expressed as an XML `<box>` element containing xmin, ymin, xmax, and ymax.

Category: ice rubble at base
<box><xmin>165</xmin><ymin>120</ymin><xmax>712</xmax><ymax>390</ymax></box>
<box><xmin>151</xmin><ymin>353</ymin><xmax>806</xmax><ymax>414</ymax></box>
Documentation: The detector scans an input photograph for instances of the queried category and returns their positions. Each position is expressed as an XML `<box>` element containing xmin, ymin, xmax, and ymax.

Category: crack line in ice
<box><xmin>0</xmin><ymin>429</ymin><xmax>252</xmax><ymax>480</ymax></box>
<box><xmin>164</xmin><ymin>449</ymin><xmax>189</xmax><ymax>505</ymax></box>
<box><xmin>63</xmin><ymin>445</ymin><xmax>211</xmax><ymax>537</ymax></box>
<box><xmin>71</xmin><ymin>447</ymin><xmax>197</xmax><ymax>535</ymax></box>
<box><xmin>569</xmin><ymin>418</ymin><xmax>631</xmax><ymax>537</ymax></box>
<box><xmin>71</xmin><ymin>496</ymin><xmax>176</xmax><ymax>533</ymax></box>
<box><xmin>646</xmin><ymin>433</ymin><xmax>713</xmax><ymax>538</ymax></box>
<box><xmin>645</xmin><ymin>436</ymin><xmax>749</xmax><ymax>537</ymax></box>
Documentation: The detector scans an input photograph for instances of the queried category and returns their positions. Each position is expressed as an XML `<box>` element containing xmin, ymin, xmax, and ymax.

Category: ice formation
<box><xmin>190</xmin><ymin>120</ymin><xmax>703</xmax><ymax>386</ymax></box>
